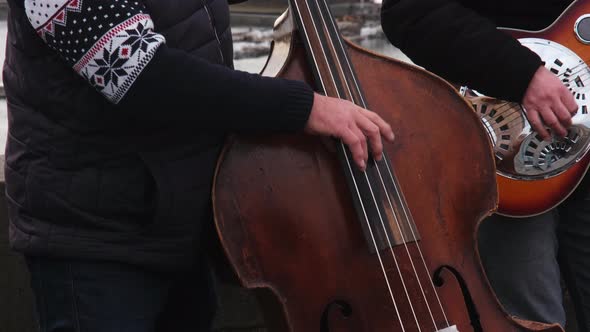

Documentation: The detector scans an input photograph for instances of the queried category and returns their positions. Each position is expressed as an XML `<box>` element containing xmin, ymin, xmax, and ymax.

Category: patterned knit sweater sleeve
<box><xmin>24</xmin><ymin>0</ymin><xmax>313</xmax><ymax>132</ymax></box>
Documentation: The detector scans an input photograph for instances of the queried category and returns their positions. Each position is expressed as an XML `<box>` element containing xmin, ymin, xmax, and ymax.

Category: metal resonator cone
<box><xmin>467</xmin><ymin>38</ymin><xmax>590</xmax><ymax>180</ymax></box>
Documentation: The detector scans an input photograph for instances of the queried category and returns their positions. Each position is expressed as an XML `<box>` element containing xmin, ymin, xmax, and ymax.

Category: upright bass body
<box><xmin>213</xmin><ymin>8</ymin><xmax>562</xmax><ymax>332</ymax></box>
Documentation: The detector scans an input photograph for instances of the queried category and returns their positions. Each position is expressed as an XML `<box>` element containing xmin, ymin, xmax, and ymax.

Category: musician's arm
<box><xmin>22</xmin><ymin>0</ymin><xmax>393</xmax><ymax>168</ymax></box>
<box><xmin>380</xmin><ymin>0</ymin><xmax>541</xmax><ymax>103</ymax></box>
<box><xmin>23</xmin><ymin>0</ymin><xmax>314</xmax><ymax>131</ymax></box>
<box><xmin>380</xmin><ymin>0</ymin><xmax>577</xmax><ymax>139</ymax></box>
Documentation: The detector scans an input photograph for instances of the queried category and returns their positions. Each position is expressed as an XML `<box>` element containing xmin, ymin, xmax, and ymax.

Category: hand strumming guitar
<box><xmin>522</xmin><ymin>66</ymin><xmax>578</xmax><ymax>140</ymax></box>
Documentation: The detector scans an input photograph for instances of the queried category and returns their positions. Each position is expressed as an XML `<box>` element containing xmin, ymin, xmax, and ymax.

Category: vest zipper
<box><xmin>200</xmin><ymin>0</ymin><xmax>226</xmax><ymax>64</ymax></box>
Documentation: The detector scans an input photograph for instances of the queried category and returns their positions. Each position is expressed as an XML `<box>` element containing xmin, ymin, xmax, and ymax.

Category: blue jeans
<box><xmin>25</xmin><ymin>256</ymin><xmax>217</xmax><ymax>332</ymax></box>
<box><xmin>478</xmin><ymin>212</ymin><xmax>564</xmax><ymax>326</ymax></box>
<box><xmin>479</xmin><ymin>187</ymin><xmax>590</xmax><ymax>331</ymax></box>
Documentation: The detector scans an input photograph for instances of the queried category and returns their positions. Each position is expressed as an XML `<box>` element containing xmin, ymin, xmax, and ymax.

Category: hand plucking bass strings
<box><xmin>304</xmin><ymin>93</ymin><xmax>395</xmax><ymax>172</ymax></box>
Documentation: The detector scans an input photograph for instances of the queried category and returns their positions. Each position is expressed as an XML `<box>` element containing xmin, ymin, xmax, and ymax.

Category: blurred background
<box><xmin>229</xmin><ymin>0</ymin><xmax>410</xmax><ymax>72</ymax></box>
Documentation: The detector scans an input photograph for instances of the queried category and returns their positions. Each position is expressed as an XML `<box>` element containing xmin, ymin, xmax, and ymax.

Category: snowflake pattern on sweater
<box><xmin>25</xmin><ymin>0</ymin><xmax>165</xmax><ymax>103</ymax></box>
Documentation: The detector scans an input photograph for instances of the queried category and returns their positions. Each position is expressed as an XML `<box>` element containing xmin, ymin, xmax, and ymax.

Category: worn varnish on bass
<box><xmin>213</xmin><ymin>0</ymin><xmax>564</xmax><ymax>331</ymax></box>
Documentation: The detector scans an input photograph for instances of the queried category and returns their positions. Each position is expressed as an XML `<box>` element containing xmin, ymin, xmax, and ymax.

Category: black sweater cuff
<box><xmin>276</xmin><ymin>79</ymin><xmax>315</xmax><ymax>131</ymax></box>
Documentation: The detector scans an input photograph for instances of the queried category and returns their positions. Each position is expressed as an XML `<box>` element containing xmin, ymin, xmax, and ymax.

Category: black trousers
<box><xmin>25</xmin><ymin>255</ymin><xmax>217</xmax><ymax>332</ymax></box>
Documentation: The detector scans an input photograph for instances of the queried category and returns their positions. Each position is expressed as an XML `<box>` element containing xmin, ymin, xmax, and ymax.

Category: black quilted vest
<box><xmin>3</xmin><ymin>0</ymin><xmax>233</xmax><ymax>271</ymax></box>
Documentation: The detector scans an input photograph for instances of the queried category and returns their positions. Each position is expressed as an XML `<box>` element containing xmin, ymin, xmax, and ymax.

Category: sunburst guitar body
<box><xmin>466</xmin><ymin>0</ymin><xmax>590</xmax><ymax>217</ymax></box>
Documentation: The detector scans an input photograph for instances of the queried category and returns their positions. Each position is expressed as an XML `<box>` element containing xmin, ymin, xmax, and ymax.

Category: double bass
<box><xmin>213</xmin><ymin>0</ymin><xmax>564</xmax><ymax>330</ymax></box>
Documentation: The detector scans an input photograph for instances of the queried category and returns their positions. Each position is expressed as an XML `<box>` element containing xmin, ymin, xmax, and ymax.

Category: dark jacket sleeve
<box><xmin>118</xmin><ymin>45</ymin><xmax>313</xmax><ymax>132</ymax></box>
<box><xmin>380</xmin><ymin>0</ymin><xmax>542</xmax><ymax>102</ymax></box>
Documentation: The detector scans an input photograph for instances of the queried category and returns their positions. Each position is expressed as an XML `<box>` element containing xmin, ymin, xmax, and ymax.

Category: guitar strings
<box><xmin>303</xmin><ymin>0</ymin><xmax>425</xmax><ymax>329</ymax></box>
<box><xmin>327</xmin><ymin>31</ymin><xmax>453</xmax><ymax>332</ymax></box>
<box><xmin>469</xmin><ymin>53</ymin><xmax>590</xmax><ymax>118</ymax></box>
<box><xmin>315</xmin><ymin>0</ymin><xmax>452</xmax><ymax>328</ymax></box>
<box><xmin>457</xmin><ymin>37</ymin><xmax>590</xmax><ymax>136</ymax></box>
<box><xmin>298</xmin><ymin>0</ymin><xmax>452</xmax><ymax>328</ymax></box>
<box><xmin>473</xmin><ymin>71</ymin><xmax>589</xmax><ymax>126</ymax></box>
<box><xmin>468</xmin><ymin>66</ymin><xmax>590</xmax><ymax>144</ymax></box>
<box><xmin>311</xmin><ymin>1</ymin><xmax>441</xmax><ymax>330</ymax></box>
<box><xmin>289</xmin><ymin>0</ymin><xmax>409</xmax><ymax>330</ymax></box>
